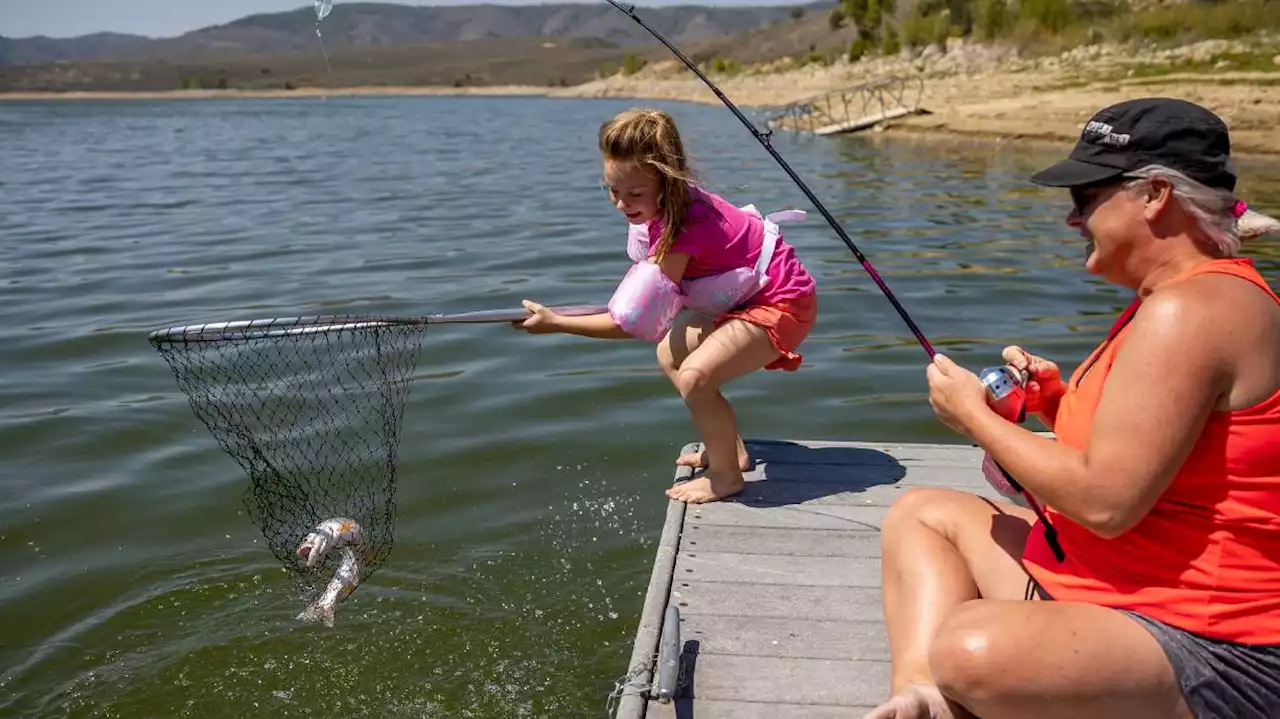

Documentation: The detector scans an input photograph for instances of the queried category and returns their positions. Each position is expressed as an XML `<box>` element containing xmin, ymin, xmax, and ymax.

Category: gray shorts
<box><xmin>1027</xmin><ymin>576</ymin><xmax>1280</xmax><ymax>718</ymax></box>
<box><xmin>1123</xmin><ymin>610</ymin><xmax>1280</xmax><ymax>719</ymax></box>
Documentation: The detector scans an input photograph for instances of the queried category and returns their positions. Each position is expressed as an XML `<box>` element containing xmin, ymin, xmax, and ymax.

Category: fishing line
<box><xmin>602</xmin><ymin>0</ymin><xmax>935</xmax><ymax>359</ymax></box>
<box><xmin>314</xmin><ymin>0</ymin><xmax>335</xmax><ymax>79</ymax></box>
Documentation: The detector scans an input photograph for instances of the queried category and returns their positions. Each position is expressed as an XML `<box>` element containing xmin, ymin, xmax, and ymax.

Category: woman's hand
<box><xmin>510</xmin><ymin>300</ymin><xmax>561</xmax><ymax>334</ymax></box>
<box><xmin>926</xmin><ymin>353</ymin><xmax>990</xmax><ymax>435</ymax></box>
<box><xmin>1001</xmin><ymin>345</ymin><xmax>1065</xmax><ymax>413</ymax></box>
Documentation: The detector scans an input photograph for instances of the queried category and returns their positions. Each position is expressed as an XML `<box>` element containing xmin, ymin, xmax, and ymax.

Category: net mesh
<box><xmin>149</xmin><ymin>317</ymin><xmax>426</xmax><ymax>592</ymax></box>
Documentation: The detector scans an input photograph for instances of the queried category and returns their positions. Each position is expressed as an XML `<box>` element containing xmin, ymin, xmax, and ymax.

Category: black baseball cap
<box><xmin>1030</xmin><ymin>97</ymin><xmax>1236</xmax><ymax>192</ymax></box>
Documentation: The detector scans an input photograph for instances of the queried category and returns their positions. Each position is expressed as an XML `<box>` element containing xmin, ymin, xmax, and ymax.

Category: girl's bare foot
<box><xmin>675</xmin><ymin>446</ymin><xmax>751</xmax><ymax>472</ymax></box>
<box><xmin>665</xmin><ymin>470</ymin><xmax>745</xmax><ymax>504</ymax></box>
<box><xmin>862</xmin><ymin>684</ymin><xmax>960</xmax><ymax>719</ymax></box>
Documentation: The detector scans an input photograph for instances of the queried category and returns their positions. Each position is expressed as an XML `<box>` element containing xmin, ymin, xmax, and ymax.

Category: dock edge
<box><xmin>610</xmin><ymin>442</ymin><xmax>699</xmax><ymax>718</ymax></box>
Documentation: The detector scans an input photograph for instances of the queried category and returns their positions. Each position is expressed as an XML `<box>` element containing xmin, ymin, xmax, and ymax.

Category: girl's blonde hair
<box><xmin>599</xmin><ymin>108</ymin><xmax>693</xmax><ymax>263</ymax></box>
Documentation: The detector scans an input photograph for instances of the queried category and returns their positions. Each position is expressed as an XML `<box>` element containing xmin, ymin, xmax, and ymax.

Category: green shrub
<box><xmin>621</xmin><ymin>53</ymin><xmax>647</xmax><ymax>75</ymax></box>
<box><xmin>1019</xmin><ymin>0</ymin><xmax>1073</xmax><ymax>33</ymax></box>
<box><xmin>711</xmin><ymin>57</ymin><xmax>742</xmax><ymax>74</ymax></box>
<box><xmin>973</xmin><ymin>0</ymin><xmax>1011</xmax><ymax>41</ymax></box>
<box><xmin>882</xmin><ymin>24</ymin><xmax>902</xmax><ymax>55</ymax></box>
<box><xmin>900</xmin><ymin>8</ymin><xmax>951</xmax><ymax>47</ymax></box>
<box><xmin>848</xmin><ymin>36</ymin><xmax>874</xmax><ymax>61</ymax></box>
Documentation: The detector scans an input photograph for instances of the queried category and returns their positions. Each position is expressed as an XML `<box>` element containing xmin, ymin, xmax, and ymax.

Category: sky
<box><xmin>2</xmin><ymin>0</ymin><xmax>812</xmax><ymax>39</ymax></box>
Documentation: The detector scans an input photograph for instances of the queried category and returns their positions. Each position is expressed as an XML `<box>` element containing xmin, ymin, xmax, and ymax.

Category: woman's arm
<box><xmin>934</xmin><ymin>286</ymin><xmax>1232</xmax><ymax>538</ymax></box>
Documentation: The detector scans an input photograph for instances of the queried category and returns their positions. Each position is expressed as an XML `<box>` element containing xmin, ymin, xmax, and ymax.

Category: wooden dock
<box><xmin>763</xmin><ymin>75</ymin><xmax>928</xmax><ymax>137</ymax></box>
<box><xmin>611</xmin><ymin>438</ymin><xmax>1003</xmax><ymax>717</ymax></box>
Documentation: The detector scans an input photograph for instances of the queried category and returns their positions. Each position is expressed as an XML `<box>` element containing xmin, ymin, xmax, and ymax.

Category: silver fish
<box><xmin>294</xmin><ymin>517</ymin><xmax>365</xmax><ymax>627</ymax></box>
<box><xmin>297</xmin><ymin>545</ymin><xmax>361</xmax><ymax>628</ymax></box>
<box><xmin>295</xmin><ymin>517</ymin><xmax>364</xmax><ymax>569</ymax></box>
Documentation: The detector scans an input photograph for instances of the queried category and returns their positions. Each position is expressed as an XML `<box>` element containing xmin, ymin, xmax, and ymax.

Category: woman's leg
<box><xmin>868</xmin><ymin>487</ymin><xmax>1043</xmax><ymax>719</ymax></box>
<box><xmin>656</xmin><ymin>312</ymin><xmax>750</xmax><ymax>472</ymax></box>
<box><xmin>928</xmin><ymin>600</ymin><xmax>1193</xmax><ymax>719</ymax></box>
<box><xmin>660</xmin><ymin>318</ymin><xmax>781</xmax><ymax>504</ymax></box>
<box><xmin>865</xmin><ymin>487</ymin><xmax>1191</xmax><ymax>719</ymax></box>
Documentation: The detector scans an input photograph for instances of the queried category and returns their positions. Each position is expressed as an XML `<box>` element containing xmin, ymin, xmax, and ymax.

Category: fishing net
<box><xmin>148</xmin><ymin>305</ymin><xmax>606</xmax><ymax>599</ymax></box>
<box><xmin>149</xmin><ymin>315</ymin><xmax>424</xmax><ymax>592</ymax></box>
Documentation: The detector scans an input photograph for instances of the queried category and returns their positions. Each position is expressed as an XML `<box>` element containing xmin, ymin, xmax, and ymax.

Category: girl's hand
<box><xmin>1001</xmin><ymin>345</ymin><xmax>1064</xmax><ymax>412</ymax></box>
<box><xmin>511</xmin><ymin>300</ymin><xmax>561</xmax><ymax>334</ymax></box>
<box><xmin>926</xmin><ymin>353</ymin><xmax>989</xmax><ymax>435</ymax></box>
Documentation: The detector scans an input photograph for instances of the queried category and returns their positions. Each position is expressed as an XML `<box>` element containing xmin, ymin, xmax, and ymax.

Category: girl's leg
<box><xmin>864</xmin><ymin>488</ymin><xmax>1190</xmax><ymax>719</ymax></box>
<box><xmin>662</xmin><ymin>318</ymin><xmax>781</xmax><ymax>504</ymax></box>
<box><xmin>657</xmin><ymin>312</ymin><xmax>749</xmax><ymax>471</ymax></box>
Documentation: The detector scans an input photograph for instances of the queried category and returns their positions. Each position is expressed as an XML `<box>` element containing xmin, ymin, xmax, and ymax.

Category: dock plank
<box><xmin>673</xmin><ymin>551</ymin><xmax>881</xmax><ymax>587</ymax></box>
<box><xmin>678</xmin><ymin>615</ymin><xmax>889</xmax><ymax>661</ymax></box>
<box><xmin>674</xmin><ymin>582</ymin><xmax>886</xmax><ymax>623</ymax></box>
<box><xmin>680</xmin><ymin>526</ymin><xmax>882</xmax><ymax>557</ymax></box>
<box><xmin>746</xmin><ymin>461</ymin><xmax>987</xmax><ymax>488</ymax></box>
<box><xmin>675</xmin><ymin>654</ymin><xmax>889</xmax><ymax>705</ymax></box>
<box><xmin>649</xmin><ymin>699</ymin><xmax>877</xmax><ymax>719</ymax></box>
<box><xmin>613</xmin><ymin>438</ymin><xmax>992</xmax><ymax>717</ymax></box>
<box><xmin>687</xmin><ymin>503</ymin><xmax>889</xmax><ymax>531</ymax></box>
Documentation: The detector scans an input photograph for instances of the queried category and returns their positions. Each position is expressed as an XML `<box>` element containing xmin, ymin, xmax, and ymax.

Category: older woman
<box><xmin>865</xmin><ymin>97</ymin><xmax>1280</xmax><ymax>719</ymax></box>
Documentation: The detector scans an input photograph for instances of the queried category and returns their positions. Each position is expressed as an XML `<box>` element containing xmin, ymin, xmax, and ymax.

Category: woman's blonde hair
<box><xmin>1122</xmin><ymin>164</ymin><xmax>1280</xmax><ymax>257</ymax></box>
<box><xmin>599</xmin><ymin>108</ymin><xmax>693</xmax><ymax>263</ymax></box>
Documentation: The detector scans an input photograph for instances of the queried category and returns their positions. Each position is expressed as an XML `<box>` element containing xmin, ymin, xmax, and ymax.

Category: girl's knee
<box><xmin>673</xmin><ymin>364</ymin><xmax>714</xmax><ymax>399</ymax></box>
<box><xmin>656</xmin><ymin>338</ymin><xmax>679</xmax><ymax>377</ymax></box>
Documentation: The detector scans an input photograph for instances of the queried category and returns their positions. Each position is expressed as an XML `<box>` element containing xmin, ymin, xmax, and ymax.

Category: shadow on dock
<box><xmin>681</xmin><ymin>439</ymin><xmax>909</xmax><ymax>508</ymax></box>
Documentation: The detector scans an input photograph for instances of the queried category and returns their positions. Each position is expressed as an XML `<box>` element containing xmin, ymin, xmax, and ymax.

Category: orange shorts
<box><xmin>715</xmin><ymin>292</ymin><xmax>817</xmax><ymax>372</ymax></box>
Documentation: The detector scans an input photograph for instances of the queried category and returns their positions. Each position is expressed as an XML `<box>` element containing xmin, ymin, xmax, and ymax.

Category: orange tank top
<box><xmin>1023</xmin><ymin>257</ymin><xmax>1280</xmax><ymax>644</ymax></box>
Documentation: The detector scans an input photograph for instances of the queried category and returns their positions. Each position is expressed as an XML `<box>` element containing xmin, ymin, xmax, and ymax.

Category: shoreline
<box><xmin>0</xmin><ymin>85</ymin><xmax>557</xmax><ymax>101</ymax></box>
<box><xmin>7</xmin><ymin>54</ymin><xmax>1280</xmax><ymax>158</ymax></box>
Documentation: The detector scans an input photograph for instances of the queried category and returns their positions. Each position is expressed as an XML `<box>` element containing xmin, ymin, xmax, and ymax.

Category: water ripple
<box><xmin>0</xmin><ymin>95</ymin><xmax>1277</xmax><ymax>717</ymax></box>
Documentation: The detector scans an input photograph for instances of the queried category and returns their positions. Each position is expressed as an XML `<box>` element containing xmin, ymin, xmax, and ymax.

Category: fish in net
<box><xmin>147</xmin><ymin>306</ymin><xmax>606</xmax><ymax>626</ymax></box>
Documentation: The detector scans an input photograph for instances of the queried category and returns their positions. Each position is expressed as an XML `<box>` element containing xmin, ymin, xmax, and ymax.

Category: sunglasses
<box><xmin>1069</xmin><ymin>176</ymin><xmax>1142</xmax><ymax>215</ymax></box>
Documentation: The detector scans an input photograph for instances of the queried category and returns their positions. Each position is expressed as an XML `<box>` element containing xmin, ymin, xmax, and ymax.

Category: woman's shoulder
<box><xmin>1163</xmin><ymin>263</ymin><xmax>1278</xmax><ymax>312</ymax></box>
<box><xmin>1133</xmin><ymin>268</ymin><xmax>1277</xmax><ymax>357</ymax></box>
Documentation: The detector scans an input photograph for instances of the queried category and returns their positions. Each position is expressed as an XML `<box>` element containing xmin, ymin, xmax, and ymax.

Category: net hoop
<box><xmin>148</xmin><ymin>316</ymin><xmax>421</xmax><ymax>344</ymax></box>
<box><xmin>147</xmin><ymin>304</ymin><xmax>611</xmax><ymax>344</ymax></box>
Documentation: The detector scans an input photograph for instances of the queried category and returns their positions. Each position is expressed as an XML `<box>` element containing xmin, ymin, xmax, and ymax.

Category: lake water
<box><xmin>1</xmin><ymin>95</ymin><xmax>1277</xmax><ymax>718</ymax></box>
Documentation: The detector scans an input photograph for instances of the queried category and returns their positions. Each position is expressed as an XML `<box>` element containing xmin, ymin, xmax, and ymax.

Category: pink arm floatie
<box><xmin>608</xmin><ymin>206</ymin><xmax>807</xmax><ymax>340</ymax></box>
<box><xmin>608</xmin><ymin>262</ymin><xmax>685</xmax><ymax>342</ymax></box>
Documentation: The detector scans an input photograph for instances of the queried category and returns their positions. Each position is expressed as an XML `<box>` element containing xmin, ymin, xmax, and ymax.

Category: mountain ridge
<box><xmin>0</xmin><ymin>2</ymin><xmax>829</xmax><ymax>67</ymax></box>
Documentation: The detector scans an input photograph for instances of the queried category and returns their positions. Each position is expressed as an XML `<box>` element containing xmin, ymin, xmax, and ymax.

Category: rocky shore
<box><xmin>551</xmin><ymin>35</ymin><xmax>1280</xmax><ymax>155</ymax></box>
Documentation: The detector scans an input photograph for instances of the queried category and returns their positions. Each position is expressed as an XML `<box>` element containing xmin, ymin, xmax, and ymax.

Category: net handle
<box><xmin>147</xmin><ymin>304</ymin><xmax>611</xmax><ymax>343</ymax></box>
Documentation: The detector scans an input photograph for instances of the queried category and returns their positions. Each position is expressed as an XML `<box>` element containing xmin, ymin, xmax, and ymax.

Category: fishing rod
<box><xmin>602</xmin><ymin>0</ymin><xmax>935</xmax><ymax>359</ymax></box>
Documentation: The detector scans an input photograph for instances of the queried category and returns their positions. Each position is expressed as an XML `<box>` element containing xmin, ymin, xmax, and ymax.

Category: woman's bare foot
<box><xmin>862</xmin><ymin>684</ymin><xmax>959</xmax><ymax>719</ymax></box>
<box><xmin>675</xmin><ymin>447</ymin><xmax>751</xmax><ymax>472</ymax></box>
<box><xmin>665</xmin><ymin>470</ymin><xmax>745</xmax><ymax>504</ymax></box>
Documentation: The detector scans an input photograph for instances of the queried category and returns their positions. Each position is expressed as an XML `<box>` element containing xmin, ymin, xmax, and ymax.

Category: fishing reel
<box><xmin>975</xmin><ymin>362</ymin><xmax>1066</xmax><ymax>561</ymax></box>
<box><xmin>979</xmin><ymin>364</ymin><xmax>1029</xmax><ymax>425</ymax></box>
<box><xmin>975</xmin><ymin>364</ymin><xmax>1032</xmax><ymax>501</ymax></box>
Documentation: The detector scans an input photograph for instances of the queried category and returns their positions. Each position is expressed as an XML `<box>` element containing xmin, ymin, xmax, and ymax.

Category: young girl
<box><xmin>513</xmin><ymin>107</ymin><xmax>817</xmax><ymax>504</ymax></box>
